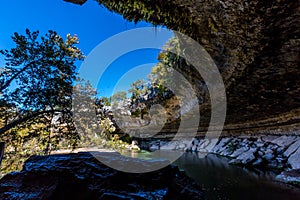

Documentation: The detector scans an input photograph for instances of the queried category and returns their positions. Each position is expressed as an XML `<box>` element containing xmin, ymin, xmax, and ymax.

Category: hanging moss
<box><xmin>96</xmin><ymin>0</ymin><xmax>199</xmax><ymax>41</ymax></box>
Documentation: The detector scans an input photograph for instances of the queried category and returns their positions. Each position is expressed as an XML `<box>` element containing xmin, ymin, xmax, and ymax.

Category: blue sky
<box><xmin>0</xmin><ymin>0</ymin><xmax>173</xmax><ymax>97</ymax></box>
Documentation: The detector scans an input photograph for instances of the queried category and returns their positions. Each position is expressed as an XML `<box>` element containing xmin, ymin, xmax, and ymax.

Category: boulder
<box><xmin>288</xmin><ymin>148</ymin><xmax>300</xmax><ymax>169</ymax></box>
<box><xmin>177</xmin><ymin>143</ymin><xmax>186</xmax><ymax>150</ymax></box>
<box><xmin>198</xmin><ymin>139</ymin><xmax>210</xmax><ymax>149</ymax></box>
<box><xmin>220</xmin><ymin>147</ymin><xmax>234</xmax><ymax>157</ymax></box>
<box><xmin>271</xmin><ymin>136</ymin><xmax>297</xmax><ymax>148</ymax></box>
<box><xmin>276</xmin><ymin>169</ymin><xmax>300</xmax><ymax>185</ymax></box>
<box><xmin>275</xmin><ymin>156</ymin><xmax>286</xmax><ymax>163</ymax></box>
<box><xmin>236</xmin><ymin>148</ymin><xmax>257</xmax><ymax>165</ymax></box>
<box><xmin>192</xmin><ymin>138</ymin><xmax>199</xmax><ymax>146</ymax></box>
<box><xmin>255</xmin><ymin>142</ymin><xmax>265</xmax><ymax>148</ymax></box>
<box><xmin>276</xmin><ymin>147</ymin><xmax>285</xmax><ymax>154</ymax></box>
<box><xmin>257</xmin><ymin>150</ymin><xmax>264</xmax><ymax>157</ymax></box>
<box><xmin>0</xmin><ymin>152</ymin><xmax>205</xmax><ymax>200</ymax></box>
<box><xmin>263</xmin><ymin>153</ymin><xmax>274</xmax><ymax>161</ymax></box>
<box><xmin>149</xmin><ymin>144</ymin><xmax>160</xmax><ymax>151</ymax></box>
<box><xmin>261</xmin><ymin>136</ymin><xmax>279</xmax><ymax>143</ymax></box>
<box><xmin>160</xmin><ymin>142</ymin><xmax>177</xmax><ymax>150</ymax></box>
<box><xmin>284</xmin><ymin>140</ymin><xmax>300</xmax><ymax>157</ymax></box>
<box><xmin>252</xmin><ymin>158</ymin><xmax>263</xmax><ymax>167</ymax></box>
<box><xmin>264</xmin><ymin>148</ymin><xmax>274</xmax><ymax>155</ymax></box>
<box><xmin>231</xmin><ymin>146</ymin><xmax>249</xmax><ymax>158</ymax></box>
<box><xmin>191</xmin><ymin>145</ymin><xmax>197</xmax><ymax>152</ymax></box>
<box><xmin>196</xmin><ymin>147</ymin><xmax>208</xmax><ymax>154</ymax></box>
<box><xmin>211</xmin><ymin>138</ymin><xmax>232</xmax><ymax>154</ymax></box>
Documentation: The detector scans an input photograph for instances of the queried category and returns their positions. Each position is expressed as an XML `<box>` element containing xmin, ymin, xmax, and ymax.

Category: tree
<box><xmin>72</xmin><ymin>78</ymin><xmax>99</xmax><ymax>145</ymax></box>
<box><xmin>149</xmin><ymin>37</ymin><xmax>192</xmax><ymax>99</ymax></box>
<box><xmin>99</xmin><ymin>97</ymin><xmax>111</xmax><ymax>106</ymax></box>
<box><xmin>128</xmin><ymin>79</ymin><xmax>147</xmax><ymax>101</ymax></box>
<box><xmin>0</xmin><ymin>29</ymin><xmax>84</xmax><ymax>143</ymax></box>
<box><xmin>111</xmin><ymin>91</ymin><xmax>127</xmax><ymax>104</ymax></box>
<box><xmin>149</xmin><ymin>37</ymin><xmax>181</xmax><ymax>89</ymax></box>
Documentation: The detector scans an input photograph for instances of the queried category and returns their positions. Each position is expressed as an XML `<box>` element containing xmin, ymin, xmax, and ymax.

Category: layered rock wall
<box><xmin>67</xmin><ymin>0</ymin><xmax>300</xmax><ymax>134</ymax></box>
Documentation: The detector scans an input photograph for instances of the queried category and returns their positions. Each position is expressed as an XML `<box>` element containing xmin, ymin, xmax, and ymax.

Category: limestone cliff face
<box><xmin>68</xmin><ymin>0</ymin><xmax>300</xmax><ymax>134</ymax></box>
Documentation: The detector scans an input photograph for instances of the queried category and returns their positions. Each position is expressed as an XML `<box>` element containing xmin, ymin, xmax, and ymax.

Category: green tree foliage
<box><xmin>0</xmin><ymin>29</ymin><xmax>85</xmax><ymax>159</ymax></box>
<box><xmin>99</xmin><ymin>97</ymin><xmax>111</xmax><ymax>106</ymax></box>
<box><xmin>128</xmin><ymin>79</ymin><xmax>147</xmax><ymax>101</ymax></box>
<box><xmin>0</xmin><ymin>29</ymin><xmax>132</xmax><ymax>173</ymax></box>
<box><xmin>126</xmin><ymin>37</ymin><xmax>186</xmax><ymax>120</ymax></box>
<box><xmin>150</xmin><ymin>37</ymin><xmax>181</xmax><ymax>88</ymax></box>
<box><xmin>111</xmin><ymin>91</ymin><xmax>127</xmax><ymax>104</ymax></box>
<box><xmin>0</xmin><ymin>29</ymin><xmax>84</xmax><ymax>135</ymax></box>
<box><xmin>72</xmin><ymin>78</ymin><xmax>100</xmax><ymax>145</ymax></box>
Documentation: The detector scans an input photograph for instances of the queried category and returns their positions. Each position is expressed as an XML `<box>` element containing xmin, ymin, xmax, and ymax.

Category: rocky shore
<box><xmin>0</xmin><ymin>152</ymin><xmax>205</xmax><ymax>200</ymax></box>
<box><xmin>146</xmin><ymin>135</ymin><xmax>300</xmax><ymax>185</ymax></box>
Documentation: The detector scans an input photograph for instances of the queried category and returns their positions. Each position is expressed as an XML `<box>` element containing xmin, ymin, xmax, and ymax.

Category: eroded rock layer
<box><xmin>67</xmin><ymin>0</ymin><xmax>300</xmax><ymax>134</ymax></box>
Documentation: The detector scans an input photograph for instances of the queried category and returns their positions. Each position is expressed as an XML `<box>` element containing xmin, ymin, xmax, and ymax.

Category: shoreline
<box><xmin>142</xmin><ymin>135</ymin><xmax>300</xmax><ymax>186</ymax></box>
<box><xmin>49</xmin><ymin>135</ymin><xmax>300</xmax><ymax>187</ymax></box>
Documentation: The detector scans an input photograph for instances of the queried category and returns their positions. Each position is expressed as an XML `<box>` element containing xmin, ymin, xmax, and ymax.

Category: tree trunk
<box><xmin>0</xmin><ymin>142</ymin><xmax>5</xmax><ymax>166</ymax></box>
<box><xmin>0</xmin><ymin>109</ymin><xmax>65</xmax><ymax>134</ymax></box>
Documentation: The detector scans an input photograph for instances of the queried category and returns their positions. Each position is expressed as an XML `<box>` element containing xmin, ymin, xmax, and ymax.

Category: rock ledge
<box><xmin>0</xmin><ymin>152</ymin><xmax>205</xmax><ymax>200</ymax></box>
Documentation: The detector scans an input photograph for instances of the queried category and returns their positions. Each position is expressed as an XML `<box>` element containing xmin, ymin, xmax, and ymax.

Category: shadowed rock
<box><xmin>0</xmin><ymin>152</ymin><xmax>205</xmax><ymax>200</ymax></box>
<box><xmin>63</xmin><ymin>0</ymin><xmax>87</xmax><ymax>5</ymax></box>
<box><xmin>65</xmin><ymin>0</ymin><xmax>300</xmax><ymax>135</ymax></box>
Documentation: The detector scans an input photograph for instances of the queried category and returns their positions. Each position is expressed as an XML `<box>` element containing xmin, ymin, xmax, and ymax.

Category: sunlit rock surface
<box><xmin>144</xmin><ymin>136</ymin><xmax>300</xmax><ymax>172</ymax></box>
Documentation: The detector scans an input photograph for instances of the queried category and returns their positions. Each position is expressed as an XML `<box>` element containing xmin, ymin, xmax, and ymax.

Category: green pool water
<box><xmin>120</xmin><ymin>150</ymin><xmax>300</xmax><ymax>200</ymax></box>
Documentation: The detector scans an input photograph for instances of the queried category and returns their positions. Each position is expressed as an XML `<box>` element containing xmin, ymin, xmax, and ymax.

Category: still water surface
<box><xmin>174</xmin><ymin>153</ymin><xmax>300</xmax><ymax>200</ymax></box>
<box><xmin>121</xmin><ymin>151</ymin><xmax>300</xmax><ymax>200</ymax></box>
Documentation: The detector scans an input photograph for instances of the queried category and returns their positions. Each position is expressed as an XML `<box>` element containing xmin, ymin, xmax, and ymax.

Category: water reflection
<box><xmin>174</xmin><ymin>153</ymin><xmax>300</xmax><ymax>200</ymax></box>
